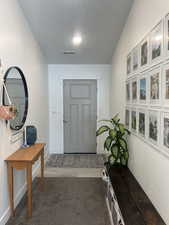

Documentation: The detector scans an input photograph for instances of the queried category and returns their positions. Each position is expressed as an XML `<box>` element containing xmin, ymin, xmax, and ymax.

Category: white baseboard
<box><xmin>0</xmin><ymin>164</ymin><xmax>40</xmax><ymax>225</ymax></box>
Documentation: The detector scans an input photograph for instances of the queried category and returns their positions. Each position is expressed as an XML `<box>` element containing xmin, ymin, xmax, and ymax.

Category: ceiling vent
<box><xmin>63</xmin><ymin>51</ymin><xmax>76</xmax><ymax>55</ymax></box>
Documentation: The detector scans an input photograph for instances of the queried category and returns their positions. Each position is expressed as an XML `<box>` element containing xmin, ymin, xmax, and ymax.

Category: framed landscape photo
<box><xmin>127</xmin><ymin>53</ymin><xmax>132</xmax><ymax>76</ymax></box>
<box><xmin>131</xmin><ymin>109</ymin><xmax>137</xmax><ymax>133</ymax></box>
<box><xmin>126</xmin><ymin>81</ymin><xmax>130</xmax><ymax>103</ymax></box>
<box><xmin>164</xmin><ymin>13</ymin><xmax>169</xmax><ymax>58</ymax></box>
<box><xmin>132</xmin><ymin>45</ymin><xmax>139</xmax><ymax>72</ymax></box>
<box><xmin>125</xmin><ymin>108</ymin><xmax>130</xmax><ymax>130</ymax></box>
<box><xmin>140</xmin><ymin>36</ymin><xmax>149</xmax><ymax>69</ymax></box>
<box><xmin>162</xmin><ymin>62</ymin><xmax>169</xmax><ymax>107</ymax></box>
<box><xmin>150</xmin><ymin>21</ymin><xmax>163</xmax><ymax>65</ymax></box>
<box><xmin>138</xmin><ymin>109</ymin><xmax>147</xmax><ymax>138</ymax></box>
<box><xmin>149</xmin><ymin>66</ymin><xmax>161</xmax><ymax>106</ymax></box>
<box><xmin>161</xmin><ymin>112</ymin><xmax>169</xmax><ymax>152</ymax></box>
<box><xmin>139</xmin><ymin>72</ymin><xmax>148</xmax><ymax>104</ymax></box>
<box><xmin>148</xmin><ymin>110</ymin><xmax>160</xmax><ymax>145</ymax></box>
<box><xmin>132</xmin><ymin>78</ymin><xmax>138</xmax><ymax>103</ymax></box>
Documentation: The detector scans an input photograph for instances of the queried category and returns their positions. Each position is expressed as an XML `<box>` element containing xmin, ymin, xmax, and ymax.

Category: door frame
<box><xmin>60</xmin><ymin>75</ymin><xmax>101</xmax><ymax>154</ymax></box>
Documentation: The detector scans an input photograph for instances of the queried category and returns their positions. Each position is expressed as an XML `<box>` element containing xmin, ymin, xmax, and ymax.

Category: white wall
<box><xmin>48</xmin><ymin>64</ymin><xmax>111</xmax><ymax>154</ymax></box>
<box><xmin>111</xmin><ymin>0</ymin><xmax>169</xmax><ymax>224</ymax></box>
<box><xmin>0</xmin><ymin>0</ymin><xmax>48</xmax><ymax>224</ymax></box>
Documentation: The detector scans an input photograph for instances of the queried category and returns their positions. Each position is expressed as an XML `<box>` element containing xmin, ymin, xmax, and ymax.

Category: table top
<box><xmin>5</xmin><ymin>143</ymin><xmax>46</xmax><ymax>162</ymax></box>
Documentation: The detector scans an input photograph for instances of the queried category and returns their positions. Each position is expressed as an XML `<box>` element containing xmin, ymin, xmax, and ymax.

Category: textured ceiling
<box><xmin>18</xmin><ymin>0</ymin><xmax>133</xmax><ymax>64</ymax></box>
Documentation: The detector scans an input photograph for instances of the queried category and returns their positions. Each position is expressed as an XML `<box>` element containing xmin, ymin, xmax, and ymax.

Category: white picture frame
<box><xmin>125</xmin><ymin>107</ymin><xmax>130</xmax><ymax>130</ymax></box>
<box><xmin>138</xmin><ymin>108</ymin><xmax>147</xmax><ymax>139</ymax></box>
<box><xmin>139</xmin><ymin>71</ymin><xmax>148</xmax><ymax>105</ymax></box>
<box><xmin>131</xmin><ymin>109</ymin><xmax>137</xmax><ymax>133</ymax></box>
<box><xmin>132</xmin><ymin>45</ymin><xmax>140</xmax><ymax>73</ymax></box>
<box><xmin>148</xmin><ymin>65</ymin><xmax>162</xmax><ymax>106</ymax></box>
<box><xmin>164</xmin><ymin>13</ymin><xmax>169</xmax><ymax>58</ymax></box>
<box><xmin>148</xmin><ymin>109</ymin><xmax>160</xmax><ymax>146</ymax></box>
<box><xmin>131</xmin><ymin>77</ymin><xmax>138</xmax><ymax>104</ymax></box>
<box><xmin>127</xmin><ymin>53</ymin><xmax>132</xmax><ymax>76</ymax></box>
<box><xmin>140</xmin><ymin>35</ymin><xmax>150</xmax><ymax>71</ymax></box>
<box><xmin>126</xmin><ymin>80</ymin><xmax>131</xmax><ymax>103</ymax></box>
<box><xmin>150</xmin><ymin>20</ymin><xmax>164</xmax><ymax>66</ymax></box>
<box><xmin>162</xmin><ymin>62</ymin><xmax>169</xmax><ymax>107</ymax></box>
<box><xmin>161</xmin><ymin>111</ymin><xmax>169</xmax><ymax>154</ymax></box>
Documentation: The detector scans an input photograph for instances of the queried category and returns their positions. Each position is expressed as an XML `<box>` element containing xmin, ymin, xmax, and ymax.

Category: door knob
<box><xmin>63</xmin><ymin>120</ymin><xmax>69</xmax><ymax>123</ymax></box>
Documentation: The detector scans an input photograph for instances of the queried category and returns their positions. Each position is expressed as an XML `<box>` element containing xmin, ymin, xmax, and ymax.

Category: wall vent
<box><xmin>63</xmin><ymin>51</ymin><xmax>76</xmax><ymax>55</ymax></box>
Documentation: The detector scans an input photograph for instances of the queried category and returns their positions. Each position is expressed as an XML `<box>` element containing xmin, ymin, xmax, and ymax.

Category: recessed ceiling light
<box><xmin>72</xmin><ymin>34</ymin><xmax>82</xmax><ymax>46</ymax></box>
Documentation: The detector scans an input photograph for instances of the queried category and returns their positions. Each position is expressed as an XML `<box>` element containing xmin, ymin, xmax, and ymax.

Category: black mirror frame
<box><xmin>3</xmin><ymin>66</ymin><xmax>29</xmax><ymax>131</ymax></box>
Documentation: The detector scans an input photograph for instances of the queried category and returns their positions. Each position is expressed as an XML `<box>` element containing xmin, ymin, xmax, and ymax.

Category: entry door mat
<box><xmin>7</xmin><ymin>178</ymin><xmax>110</xmax><ymax>225</ymax></box>
<box><xmin>46</xmin><ymin>154</ymin><xmax>106</xmax><ymax>168</ymax></box>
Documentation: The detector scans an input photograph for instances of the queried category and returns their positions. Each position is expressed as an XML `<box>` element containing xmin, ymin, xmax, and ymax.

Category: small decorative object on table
<box><xmin>24</xmin><ymin>125</ymin><xmax>37</xmax><ymax>146</ymax></box>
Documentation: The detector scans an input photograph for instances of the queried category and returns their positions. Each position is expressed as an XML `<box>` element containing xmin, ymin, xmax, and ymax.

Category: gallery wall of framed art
<box><xmin>125</xmin><ymin>13</ymin><xmax>169</xmax><ymax>158</ymax></box>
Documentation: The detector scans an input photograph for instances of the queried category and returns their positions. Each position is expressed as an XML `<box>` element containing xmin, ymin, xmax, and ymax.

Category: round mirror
<box><xmin>3</xmin><ymin>67</ymin><xmax>28</xmax><ymax>130</ymax></box>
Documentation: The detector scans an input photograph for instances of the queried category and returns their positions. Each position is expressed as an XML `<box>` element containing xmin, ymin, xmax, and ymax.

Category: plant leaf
<box><xmin>120</xmin><ymin>155</ymin><xmax>127</xmax><ymax>166</ymax></box>
<box><xmin>109</xmin><ymin>129</ymin><xmax>116</xmax><ymax>139</ymax></box>
<box><xmin>119</xmin><ymin>138</ymin><xmax>127</xmax><ymax>150</ymax></box>
<box><xmin>108</xmin><ymin>154</ymin><xmax>116</xmax><ymax>165</ymax></box>
<box><xmin>125</xmin><ymin>128</ymin><xmax>131</xmax><ymax>135</ymax></box>
<box><xmin>124</xmin><ymin>151</ymin><xmax>129</xmax><ymax>160</ymax></box>
<box><xmin>98</xmin><ymin>119</ymin><xmax>112</xmax><ymax>123</ymax></box>
<box><xmin>104</xmin><ymin>136</ymin><xmax>112</xmax><ymax>151</ymax></box>
<box><xmin>112</xmin><ymin>114</ymin><xmax>120</xmax><ymax>123</ymax></box>
<box><xmin>119</xmin><ymin>123</ymin><xmax>125</xmax><ymax>134</ymax></box>
<box><xmin>111</xmin><ymin>145</ymin><xmax>118</xmax><ymax>158</ymax></box>
<box><xmin>96</xmin><ymin>126</ymin><xmax>110</xmax><ymax>136</ymax></box>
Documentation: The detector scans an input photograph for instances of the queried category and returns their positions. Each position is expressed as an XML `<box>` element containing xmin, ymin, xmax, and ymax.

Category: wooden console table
<box><xmin>5</xmin><ymin>143</ymin><xmax>46</xmax><ymax>218</ymax></box>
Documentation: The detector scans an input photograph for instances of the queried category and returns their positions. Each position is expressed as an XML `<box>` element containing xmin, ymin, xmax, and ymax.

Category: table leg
<box><xmin>7</xmin><ymin>163</ymin><xmax>15</xmax><ymax>216</ymax></box>
<box><xmin>26</xmin><ymin>163</ymin><xmax>32</xmax><ymax>218</ymax></box>
<box><xmin>40</xmin><ymin>148</ymin><xmax>44</xmax><ymax>191</ymax></box>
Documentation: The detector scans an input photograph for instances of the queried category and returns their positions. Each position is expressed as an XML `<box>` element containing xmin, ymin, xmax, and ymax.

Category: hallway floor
<box><xmin>6</xmin><ymin>154</ymin><xmax>109</xmax><ymax>225</ymax></box>
<box><xmin>6</xmin><ymin>178</ymin><xmax>110</xmax><ymax>225</ymax></box>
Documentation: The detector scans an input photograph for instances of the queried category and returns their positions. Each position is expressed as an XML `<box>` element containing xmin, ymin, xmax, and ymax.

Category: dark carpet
<box><xmin>7</xmin><ymin>178</ymin><xmax>110</xmax><ymax>225</ymax></box>
<box><xmin>46</xmin><ymin>154</ymin><xmax>105</xmax><ymax>168</ymax></box>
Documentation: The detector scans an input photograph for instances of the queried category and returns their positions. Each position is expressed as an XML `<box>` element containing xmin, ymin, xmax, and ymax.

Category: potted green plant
<box><xmin>96</xmin><ymin>114</ymin><xmax>130</xmax><ymax>169</ymax></box>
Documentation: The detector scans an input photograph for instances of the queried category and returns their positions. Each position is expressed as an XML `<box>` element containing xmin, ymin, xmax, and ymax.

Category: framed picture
<box><xmin>139</xmin><ymin>72</ymin><xmax>148</xmax><ymax>104</ymax></box>
<box><xmin>150</xmin><ymin>21</ymin><xmax>163</xmax><ymax>65</ymax></box>
<box><xmin>161</xmin><ymin>111</ymin><xmax>169</xmax><ymax>152</ymax></box>
<box><xmin>131</xmin><ymin>109</ymin><xmax>137</xmax><ymax>133</ymax></box>
<box><xmin>132</xmin><ymin>78</ymin><xmax>138</xmax><ymax>103</ymax></box>
<box><xmin>149</xmin><ymin>66</ymin><xmax>161</xmax><ymax>106</ymax></box>
<box><xmin>127</xmin><ymin>53</ymin><xmax>132</xmax><ymax>76</ymax></box>
<box><xmin>132</xmin><ymin>45</ymin><xmax>139</xmax><ymax>72</ymax></box>
<box><xmin>148</xmin><ymin>110</ymin><xmax>160</xmax><ymax>145</ymax></box>
<box><xmin>138</xmin><ymin>109</ymin><xmax>147</xmax><ymax>138</ymax></box>
<box><xmin>164</xmin><ymin>13</ymin><xmax>169</xmax><ymax>58</ymax></box>
<box><xmin>162</xmin><ymin>62</ymin><xmax>169</xmax><ymax>107</ymax></box>
<box><xmin>140</xmin><ymin>36</ymin><xmax>149</xmax><ymax>69</ymax></box>
<box><xmin>125</xmin><ymin>108</ymin><xmax>130</xmax><ymax>130</ymax></box>
<box><xmin>126</xmin><ymin>81</ymin><xmax>130</xmax><ymax>102</ymax></box>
